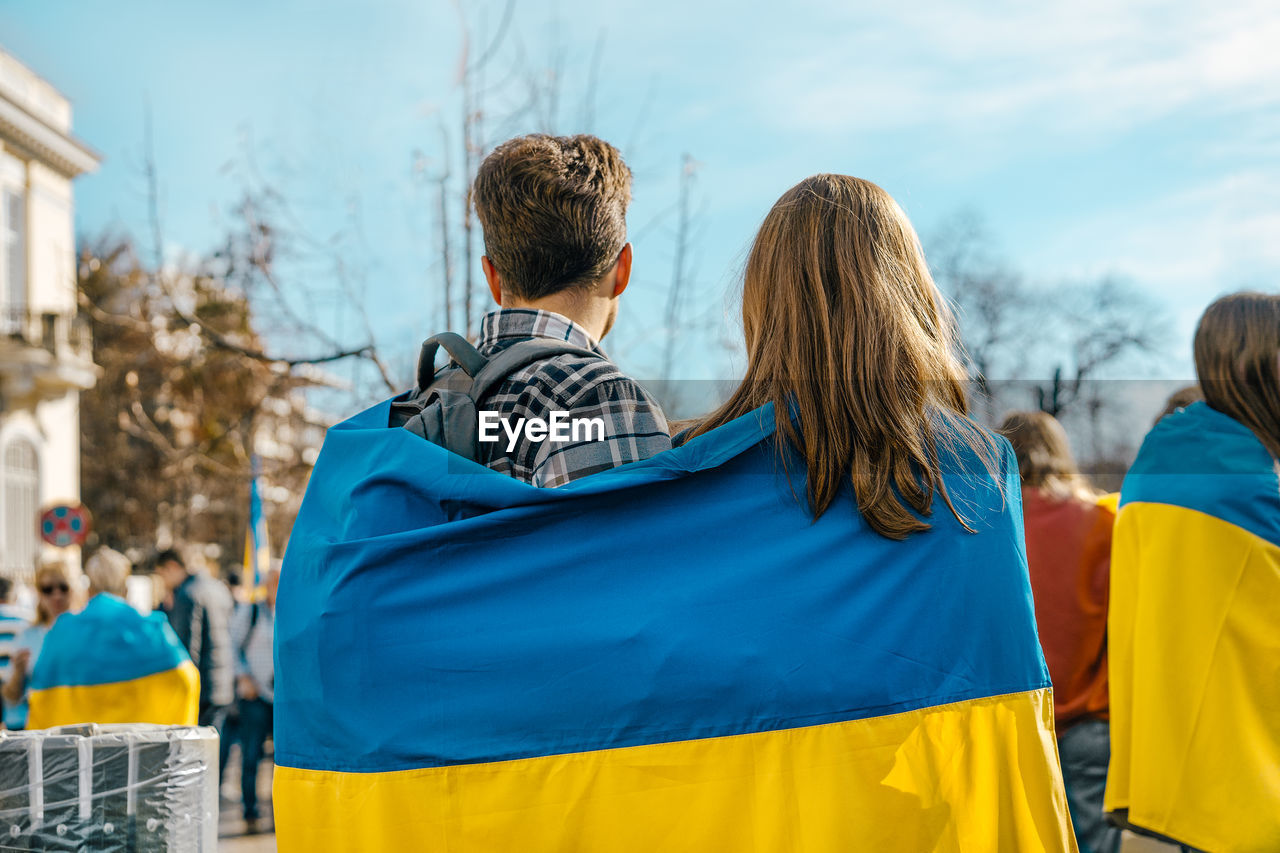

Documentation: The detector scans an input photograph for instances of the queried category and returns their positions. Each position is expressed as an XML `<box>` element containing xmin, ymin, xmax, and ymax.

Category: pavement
<box><xmin>217</xmin><ymin>740</ymin><xmax>277</xmax><ymax>852</ymax></box>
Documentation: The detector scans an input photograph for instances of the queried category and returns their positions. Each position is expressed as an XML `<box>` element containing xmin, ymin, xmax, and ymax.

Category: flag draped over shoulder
<box><xmin>275</xmin><ymin>399</ymin><xmax>1075</xmax><ymax>852</ymax></box>
<box><xmin>28</xmin><ymin>594</ymin><xmax>199</xmax><ymax>729</ymax></box>
<box><xmin>1106</xmin><ymin>401</ymin><xmax>1280</xmax><ymax>853</ymax></box>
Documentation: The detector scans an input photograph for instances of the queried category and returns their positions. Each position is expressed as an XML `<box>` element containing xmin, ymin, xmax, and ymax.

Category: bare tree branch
<box><xmin>580</xmin><ymin>31</ymin><xmax>606</xmax><ymax>131</ymax></box>
<box><xmin>142</xmin><ymin>112</ymin><xmax>391</xmax><ymax>376</ymax></box>
<box><xmin>661</xmin><ymin>154</ymin><xmax>698</xmax><ymax>383</ymax></box>
<box><xmin>465</xmin><ymin>0</ymin><xmax>517</xmax><ymax>75</ymax></box>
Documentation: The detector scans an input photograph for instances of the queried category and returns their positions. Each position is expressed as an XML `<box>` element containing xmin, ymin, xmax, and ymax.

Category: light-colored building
<box><xmin>0</xmin><ymin>47</ymin><xmax>100</xmax><ymax>583</ymax></box>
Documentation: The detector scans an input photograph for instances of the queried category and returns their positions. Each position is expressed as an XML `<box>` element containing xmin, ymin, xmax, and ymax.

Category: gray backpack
<box><xmin>389</xmin><ymin>332</ymin><xmax>602</xmax><ymax>460</ymax></box>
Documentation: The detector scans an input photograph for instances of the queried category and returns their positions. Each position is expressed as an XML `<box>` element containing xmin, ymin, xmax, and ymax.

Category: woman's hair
<box><xmin>33</xmin><ymin>560</ymin><xmax>72</xmax><ymax>627</ymax></box>
<box><xmin>84</xmin><ymin>547</ymin><xmax>131</xmax><ymax>598</ymax></box>
<box><xmin>997</xmin><ymin>411</ymin><xmax>1098</xmax><ymax>502</ymax></box>
<box><xmin>1156</xmin><ymin>384</ymin><xmax>1203</xmax><ymax>424</ymax></box>
<box><xmin>686</xmin><ymin>174</ymin><xmax>994</xmax><ymax>539</ymax></box>
<box><xmin>1194</xmin><ymin>292</ymin><xmax>1280</xmax><ymax>460</ymax></box>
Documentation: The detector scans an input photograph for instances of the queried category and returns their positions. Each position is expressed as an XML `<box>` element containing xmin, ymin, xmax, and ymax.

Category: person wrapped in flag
<box><xmin>274</xmin><ymin>174</ymin><xmax>1076</xmax><ymax>850</ymax></box>
<box><xmin>1106</xmin><ymin>292</ymin><xmax>1280</xmax><ymax>853</ymax></box>
<box><xmin>27</xmin><ymin>547</ymin><xmax>198</xmax><ymax>729</ymax></box>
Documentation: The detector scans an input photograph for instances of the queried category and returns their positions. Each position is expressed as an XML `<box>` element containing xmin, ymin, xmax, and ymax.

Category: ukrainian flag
<box><xmin>27</xmin><ymin>593</ymin><xmax>199</xmax><ymax>729</ymax></box>
<box><xmin>244</xmin><ymin>459</ymin><xmax>271</xmax><ymax>587</ymax></box>
<box><xmin>275</xmin><ymin>400</ymin><xmax>1075</xmax><ymax>851</ymax></box>
<box><xmin>1106</xmin><ymin>401</ymin><xmax>1280</xmax><ymax>853</ymax></box>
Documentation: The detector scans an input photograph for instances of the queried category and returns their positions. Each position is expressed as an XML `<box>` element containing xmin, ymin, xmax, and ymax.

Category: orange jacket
<box><xmin>1021</xmin><ymin>488</ymin><xmax>1114</xmax><ymax>730</ymax></box>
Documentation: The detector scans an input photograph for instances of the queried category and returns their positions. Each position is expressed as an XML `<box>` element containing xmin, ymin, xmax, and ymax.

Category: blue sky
<box><xmin>4</xmin><ymin>0</ymin><xmax>1278</xmax><ymax>394</ymax></box>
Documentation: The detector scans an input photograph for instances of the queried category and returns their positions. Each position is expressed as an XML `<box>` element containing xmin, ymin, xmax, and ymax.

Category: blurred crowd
<box><xmin>0</xmin><ymin>547</ymin><xmax>278</xmax><ymax>835</ymax></box>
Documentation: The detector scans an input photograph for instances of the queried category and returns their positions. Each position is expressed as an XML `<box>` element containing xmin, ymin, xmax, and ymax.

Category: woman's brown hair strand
<box><xmin>688</xmin><ymin>175</ymin><xmax>997</xmax><ymax>539</ymax></box>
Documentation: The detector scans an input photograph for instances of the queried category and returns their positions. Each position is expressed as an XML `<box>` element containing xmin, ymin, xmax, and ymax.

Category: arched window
<box><xmin>3</xmin><ymin>439</ymin><xmax>39</xmax><ymax>581</ymax></box>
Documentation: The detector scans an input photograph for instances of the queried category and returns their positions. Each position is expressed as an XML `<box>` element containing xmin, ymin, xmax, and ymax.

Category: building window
<box><xmin>2</xmin><ymin>439</ymin><xmax>39</xmax><ymax>581</ymax></box>
<box><xmin>1</xmin><ymin>188</ymin><xmax>25</xmax><ymax>336</ymax></box>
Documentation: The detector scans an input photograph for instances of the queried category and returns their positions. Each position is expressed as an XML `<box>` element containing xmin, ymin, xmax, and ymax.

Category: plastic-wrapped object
<box><xmin>0</xmin><ymin>724</ymin><xmax>217</xmax><ymax>852</ymax></box>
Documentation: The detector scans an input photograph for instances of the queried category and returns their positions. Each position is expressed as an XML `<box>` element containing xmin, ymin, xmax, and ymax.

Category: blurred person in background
<box><xmin>218</xmin><ymin>566</ymin><xmax>246</xmax><ymax>781</ymax></box>
<box><xmin>1106</xmin><ymin>292</ymin><xmax>1280</xmax><ymax>852</ymax></box>
<box><xmin>156</xmin><ymin>548</ymin><xmax>234</xmax><ymax>729</ymax></box>
<box><xmin>0</xmin><ymin>576</ymin><xmax>32</xmax><ymax>729</ymax></box>
<box><xmin>1</xmin><ymin>561</ymin><xmax>73</xmax><ymax>730</ymax></box>
<box><xmin>1155</xmin><ymin>384</ymin><xmax>1203</xmax><ymax>423</ymax></box>
<box><xmin>229</xmin><ymin>563</ymin><xmax>279</xmax><ymax>834</ymax></box>
<box><xmin>224</xmin><ymin>567</ymin><xmax>248</xmax><ymax>606</ymax></box>
<box><xmin>999</xmin><ymin>411</ymin><xmax>1120</xmax><ymax>853</ymax></box>
<box><xmin>27</xmin><ymin>548</ymin><xmax>198</xmax><ymax>728</ymax></box>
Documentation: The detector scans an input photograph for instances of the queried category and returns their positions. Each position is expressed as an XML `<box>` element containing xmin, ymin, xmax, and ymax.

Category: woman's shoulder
<box><xmin>1122</xmin><ymin>402</ymin><xmax>1280</xmax><ymax>546</ymax></box>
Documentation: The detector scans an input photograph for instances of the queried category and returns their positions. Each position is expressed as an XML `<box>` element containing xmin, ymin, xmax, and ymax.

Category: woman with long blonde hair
<box><xmin>687</xmin><ymin>174</ymin><xmax>994</xmax><ymax>537</ymax></box>
<box><xmin>1106</xmin><ymin>292</ymin><xmax>1280</xmax><ymax>851</ymax></box>
<box><xmin>680</xmin><ymin>174</ymin><xmax>1075</xmax><ymax>847</ymax></box>
<box><xmin>1</xmin><ymin>560</ymin><xmax>74</xmax><ymax>729</ymax></box>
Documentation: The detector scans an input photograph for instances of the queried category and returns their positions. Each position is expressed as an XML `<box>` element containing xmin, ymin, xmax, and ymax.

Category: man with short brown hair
<box><xmin>468</xmin><ymin>134</ymin><xmax>670</xmax><ymax>487</ymax></box>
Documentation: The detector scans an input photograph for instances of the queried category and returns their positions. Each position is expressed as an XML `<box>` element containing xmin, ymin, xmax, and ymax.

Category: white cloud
<box><xmin>751</xmin><ymin>0</ymin><xmax>1280</xmax><ymax>140</ymax></box>
<box><xmin>1035</xmin><ymin>168</ymin><xmax>1280</xmax><ymax>282</ymax></box>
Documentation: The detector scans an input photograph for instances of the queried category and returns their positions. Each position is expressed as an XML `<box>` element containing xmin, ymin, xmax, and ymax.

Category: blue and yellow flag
<box><xmin>28</xmin><ymin>593</ymin><xmax>199</xmax><ymax>729</ymax></box>
<box><xmin>275</xmin><ymin>400</ymin><xmax>1075</xmax><ymax>851</ymax></box>
<box><xmin>1106</xmin><ymin>401</ymin><xmax>1280</xmax><ymax>853</ymax></box>
<box><xmin>244</xmin><ymin>457</ymin><xmax>271</xmax><ymax>588</ymax></box>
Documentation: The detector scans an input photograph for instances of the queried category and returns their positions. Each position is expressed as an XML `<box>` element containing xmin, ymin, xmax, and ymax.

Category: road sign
<box><xmin>40</xmin><ymin>504</ymin><xmax>92</xmax><ymax>548</ymax></box>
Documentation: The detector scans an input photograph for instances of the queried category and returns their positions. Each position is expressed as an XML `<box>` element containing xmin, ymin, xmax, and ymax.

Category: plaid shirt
<box><xmin>475</xmin><ymin>309</ymin><xmax>671</xmax><ymax>487</ymax></box>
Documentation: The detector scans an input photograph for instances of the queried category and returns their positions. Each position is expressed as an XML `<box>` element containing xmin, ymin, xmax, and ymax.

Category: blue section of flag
<box><xmin>30</xmin><ymin>594</ymin><xmax>191</xmax><ymax>689</ymax></box>
<box><xmin>1120</xmin><ymin>401</ymin><xmax>1280</xmax><ymax>547</ymax></box>
<box><xmin>276</xmin><ymin>400</ymin><xmax>1047</xmax><ymax>774</ymax></box>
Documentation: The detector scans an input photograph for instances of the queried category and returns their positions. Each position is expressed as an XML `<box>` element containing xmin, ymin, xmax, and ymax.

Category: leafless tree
<box><xmin>929</xmin><ymin>210</ymin><xmax>1168</xmax><ymax>424</ymax></box>
<box><xmin>448</xmin><ymin>0</ymin><xmax>518</xmax><ymax>339</ymax></box>
<box><xmin>661</xmin><ymin>154</ymin><xmax>699</xmax><ymax>383</ymax></box>
<box><xmin>421</xmin><ymin>2</ymin><xmax>680</xmax><ymax>352</ymax></box>
<box><xmin>142</xmin><ymin>109</ymin><xmax>395</xmax><ymax>386</ymax></box>
<box><xmin>929</xmin><ymin>211</ymin><xmax>1038</xmax><ymax>421</ymax></box>
<box><xmin>76</xmin><ymin>112</ymin><xmax>405</xmax><ymax>557</ymax></box>
<box><xmin>1034</xmin><ymin>276</ymin><xmax>1168</xmax><ymax>417</ymax></box>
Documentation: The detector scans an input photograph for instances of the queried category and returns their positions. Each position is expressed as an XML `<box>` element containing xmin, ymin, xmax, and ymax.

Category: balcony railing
<box><xmin>0</xmin><ymin>306</ymin><xmax>92</xmax><ymax>360</ymax></box>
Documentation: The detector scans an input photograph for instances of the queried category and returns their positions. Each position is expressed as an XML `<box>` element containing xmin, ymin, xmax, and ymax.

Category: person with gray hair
<box><xmin>83</xmin><ymin>547</ymin><xmax>131</xmax><ymax>598</ymax></box>
<box><xmin>0</xmin><ymin>575</ymin><xmax>33</xmax><ymax>729</ymax></box>
<box><xmin>25</xmin><ymin>547</ymin><xmax>199</xmax><ymax>728</ymax></box>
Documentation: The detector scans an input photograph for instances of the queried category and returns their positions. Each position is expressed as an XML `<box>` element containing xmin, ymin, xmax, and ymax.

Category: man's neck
<box><xmin>500</xmin><ymin>293</ymin><xmax>608</xmax><ymax>342</ymax></box>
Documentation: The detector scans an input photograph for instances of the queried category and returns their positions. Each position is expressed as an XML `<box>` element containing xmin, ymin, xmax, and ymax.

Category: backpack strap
<box><xmin>450</xmin><ymin>340</ymin><xmax>602</xmax><ymax>461</ymax></box>
<box><xmin>394</xmin><ymin>335</ymin><xmax>607</xmax><ymax>462</ymax></box>
<box><xmin>416</xmin><ymin>333</ymin><xmax>487</xmax><ymax>389</ymax></box>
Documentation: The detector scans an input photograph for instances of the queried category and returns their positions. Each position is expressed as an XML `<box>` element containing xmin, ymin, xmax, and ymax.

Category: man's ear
<box><xmin>611</xmin><ymin>243</ymin><xmax>633</xmax><ymax>298</ymax></box>
<box><xmin>482</xmin><ymin>256</ymin><xmax>502</xmax><ymax>305</ymax></box>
